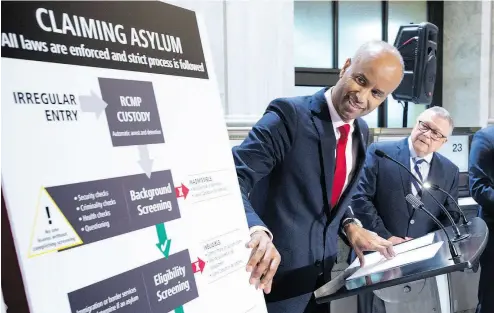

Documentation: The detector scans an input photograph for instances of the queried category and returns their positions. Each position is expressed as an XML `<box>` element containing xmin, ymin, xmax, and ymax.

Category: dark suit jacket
<box><xmin>351</xmin><ymin>138</ymin><xmax>460</xmax><ymax>239</ymax></box>
<box><xmin>469</xmin><ymin>126</ymin><xmax>494</xmax><ymax>225</ymax></box>
<box><xmin>232</xmin><ymin>88</ymin><xmax>369</xmax><ymax>313</ymax></box>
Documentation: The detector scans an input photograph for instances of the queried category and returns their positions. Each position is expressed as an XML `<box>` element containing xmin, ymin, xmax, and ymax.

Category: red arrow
<box><xmin>175</xmin><ymin>183</ymin><xmax>189</xmax><ymax>200</ymax></box>
<box><xmin>192</xmin><ymin>257</ymin><xmax>206</xmax><ymax>273</ymax></box>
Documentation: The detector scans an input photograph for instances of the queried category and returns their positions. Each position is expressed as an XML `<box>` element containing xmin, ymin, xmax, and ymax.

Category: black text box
<box><xmin>123</xmin><ymin>170</ymin><xmax>181</xmax><ymax>231</ymax></box>
<box><xmin>99</xmin><ymin>78</ymin><xmax>164</xmax><ymax>147</ymax></box>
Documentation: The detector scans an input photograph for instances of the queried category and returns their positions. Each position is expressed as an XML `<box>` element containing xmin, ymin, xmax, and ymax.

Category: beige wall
<box><xmin>443</xmin><ymin>1</ymin><xmax>493</xmax><ymax>127</ymax></box>
<box><xmin>167</xmin><ymin>0</ymin><xmax>295</xmax><ymax>126</ymax></box>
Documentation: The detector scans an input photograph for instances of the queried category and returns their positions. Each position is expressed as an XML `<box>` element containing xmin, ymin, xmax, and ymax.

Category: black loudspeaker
<box><xmin>392</xmin><ymin>22</ymin><xmax>438</xmax><ymax>105</ymax></box>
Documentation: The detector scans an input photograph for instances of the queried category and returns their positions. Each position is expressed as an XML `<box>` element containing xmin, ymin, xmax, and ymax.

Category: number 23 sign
<box><xmin>438</xmin><ymin>135</ymin><xmax>470</xmax><ymax>172</ymax></box>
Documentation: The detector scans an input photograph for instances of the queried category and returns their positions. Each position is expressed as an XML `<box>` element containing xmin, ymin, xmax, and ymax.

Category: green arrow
<box><xmin>155</xmin><ymin>223</ymin><xmax>171</xmax><ymax>258</ymax></box>
<box><xmin>174</xmin><ymin>306</ymin><xmax>184</xmax><ymax>313</ymax></box>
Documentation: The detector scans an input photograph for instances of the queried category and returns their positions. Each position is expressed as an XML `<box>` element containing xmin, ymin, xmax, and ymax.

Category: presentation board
<box><xmin>1</xmin><ymin>2</ymin><xmax>267</xmax><ymax>313</ymax></box>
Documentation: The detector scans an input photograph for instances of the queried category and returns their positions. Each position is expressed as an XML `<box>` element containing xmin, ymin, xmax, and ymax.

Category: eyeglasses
<box><xmin>417</xmin><ymin>121</ymin><xmax>446</xmax><ymax>140</ymax></box>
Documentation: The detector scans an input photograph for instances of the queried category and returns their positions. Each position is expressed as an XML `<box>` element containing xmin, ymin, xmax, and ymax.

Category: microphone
<box><xmin>374</xmin><ymin>149</ymin><xmax>469</xmax><ymax>242</ymax></box>
<box><xmin>423</xmin><ymin>182</ymin><xmax>469</xmax><ymax>225</ymax></box>
<box><xmin>405</xmin><ymin>194</ymin><xmax>460</xmax><ymax>259</ymax></box>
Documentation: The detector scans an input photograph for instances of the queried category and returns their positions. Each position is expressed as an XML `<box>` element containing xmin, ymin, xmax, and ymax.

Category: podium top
<box><xmin>315</xmin><ymin>217</ymin><xmax>489</xmax><ymax>304</ymax></box>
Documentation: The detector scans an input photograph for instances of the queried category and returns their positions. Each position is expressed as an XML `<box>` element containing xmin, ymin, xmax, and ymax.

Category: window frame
<box><xmin>294</xmin><ymin>0</ymin><xmax>444</xmax><ymax>128</ymax></box>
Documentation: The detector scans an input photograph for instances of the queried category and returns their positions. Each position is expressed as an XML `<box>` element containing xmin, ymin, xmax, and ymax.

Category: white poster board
<box><xmin>1</xmin><ymin>2</ymin><xmax>267</xmax><ymax>313</ymax></box>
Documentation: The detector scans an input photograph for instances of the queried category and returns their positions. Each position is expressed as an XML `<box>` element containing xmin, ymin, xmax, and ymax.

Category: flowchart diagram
<box><xmin>29</xmin><ymin>77</ymin><xmax>184</xmax><ymax>256</ymax></box>
<box><xmin>26</xmin><ymin>77</ymin><xmax>241</xmax><ymax>313</ymax></box>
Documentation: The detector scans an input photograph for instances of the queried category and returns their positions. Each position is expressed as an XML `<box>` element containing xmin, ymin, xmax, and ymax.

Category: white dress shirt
<box><xmin>408</xmin><ymin>137</ymin><xmax>433</xmax><ymax>196</ymax></box>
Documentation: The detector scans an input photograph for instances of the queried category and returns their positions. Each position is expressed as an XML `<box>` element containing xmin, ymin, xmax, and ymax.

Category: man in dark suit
<box><xmin>232</xmin><ymin>40</ymin><xmax>405</xmax><ymax>313</ymax></box>
<box><xmin>350</xmin><ymin>106</ymin><xmax>460</xmax><ymax>313</ymax></box>
<box><xmin>469</xmin><ymin>126</ymin><xmax>494</xmax><ymax>313</ymax></box>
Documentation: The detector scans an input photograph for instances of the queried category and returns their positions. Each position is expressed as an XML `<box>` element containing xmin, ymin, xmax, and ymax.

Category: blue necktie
<box><xmin>412</xmin><ymin>158</ymin><xmax>426</xmax><ymax>197</ymax></box>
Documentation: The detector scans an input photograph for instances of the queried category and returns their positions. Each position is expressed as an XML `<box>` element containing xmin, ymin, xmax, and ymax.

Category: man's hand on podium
<box><xmin>345</xmin><ymin>223</ymin><xmax>396</xmax><ymax>267</ymax></box>
<box><xmin>245</xmin><ymin>230</ymin><xmax>281</xmax><ymax>294</ymax></box>
<box><xmin>388</xmin><ymin>236</ymin><xmax>413</xmax><ymax>245</ymax></box>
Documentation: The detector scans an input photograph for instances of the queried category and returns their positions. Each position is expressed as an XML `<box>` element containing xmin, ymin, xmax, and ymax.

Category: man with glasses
<box><xmin>350</xmin><ymin>106</ymin><xmax>461</xmax><ymax>313</ymax></box>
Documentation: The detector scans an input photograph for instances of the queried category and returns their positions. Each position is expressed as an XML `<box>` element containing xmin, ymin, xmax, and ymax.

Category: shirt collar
<box><xmin>408</xmin><ymin>136</ymin><xmax>433</xmax><ymax>163</ymax></box>
<box><xmin>324</xmin><ymin>87</ymin><xmax>355</xmax><ymax>131</ymax></box>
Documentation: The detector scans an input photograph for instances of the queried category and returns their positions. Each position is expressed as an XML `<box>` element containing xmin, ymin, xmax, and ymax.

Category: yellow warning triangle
<box><xmin>28</xmin><ymin>187</ymin><xmax>83</xmax><ymax>258</ymax></box>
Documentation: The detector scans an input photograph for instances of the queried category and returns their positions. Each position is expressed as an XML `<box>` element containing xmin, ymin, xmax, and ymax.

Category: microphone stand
<box><xmin>405</xmin><ymin>194</ymin><xmax>460</xmax><ymax>259</ymax></box>
<box><xmin>424</xmin><ymin>183</ymin><xmax>469</xmax><ymax>225</ymax></box>
<box><xmin>375</xmin><ymin>150</ymin><xmax>470</xmax><ymax>242</ymax></box>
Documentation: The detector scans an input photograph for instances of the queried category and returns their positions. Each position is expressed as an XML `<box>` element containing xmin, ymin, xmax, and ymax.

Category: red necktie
<box><xmin>331</xmin><ymin>124</ymin><xmax>350</xmax><ymax>208</ymax></box>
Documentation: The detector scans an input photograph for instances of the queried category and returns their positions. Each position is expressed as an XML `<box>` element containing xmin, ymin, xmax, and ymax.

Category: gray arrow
<box><xmin>79</xmin><ymin>90</ymin><xmax>108</xmax><ymax>119</ymax></box>
<box><xmin>138</xmin><ymin>145</ymin><xmax>153</xmax><ymax>178</ymax></box>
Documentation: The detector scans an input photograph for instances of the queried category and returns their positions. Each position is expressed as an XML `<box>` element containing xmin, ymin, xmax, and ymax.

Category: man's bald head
<box><xmin>331</xmin><ymin>40</ymin><xmax>405</xmax><ymax>122</ymax></box>
<box><xmin>352</xmin><ymin>40</ymin><xmax>404</xmax><ymax>75</ymax></box>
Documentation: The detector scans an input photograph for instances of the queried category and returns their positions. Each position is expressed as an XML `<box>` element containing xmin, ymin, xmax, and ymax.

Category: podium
<box><xmin>314</xmin><ymin>217</ymin><xmax>489</xmax><ymax>310</ymax></box>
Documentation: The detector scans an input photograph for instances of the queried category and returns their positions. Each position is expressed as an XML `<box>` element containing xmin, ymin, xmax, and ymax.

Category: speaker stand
<box><xmin>402</xmin><ymin>101</ymin><xmax>409</xmax><ymax>127</ymax></box>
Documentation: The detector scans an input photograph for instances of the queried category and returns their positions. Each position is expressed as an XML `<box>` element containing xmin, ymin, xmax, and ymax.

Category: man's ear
<box><xmin>340</xmin><ymin>58</ymin><xmax>352</xmax><ymax>78</ymax></box>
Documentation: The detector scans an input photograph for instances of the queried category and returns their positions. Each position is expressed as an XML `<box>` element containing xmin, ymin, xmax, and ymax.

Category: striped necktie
<box><xmin>412</xmin><ymin>158</ymin><xmax>426</xmax><ymax>197</ymax></box>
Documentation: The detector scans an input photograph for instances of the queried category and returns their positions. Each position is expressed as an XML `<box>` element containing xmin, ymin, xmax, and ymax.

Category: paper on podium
<box><xmin>346</xmin><ymin>233</ymin><xmax>443</xmax><ymax>280</ymax></box>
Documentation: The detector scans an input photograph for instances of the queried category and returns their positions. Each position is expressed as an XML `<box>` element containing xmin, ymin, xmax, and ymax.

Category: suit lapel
<box><xmin>309</xmin><ymin>89</ymin><xmax>336</xmax><ymax>209</ymax></box>
<box><xmin>308</xmin><ymin>89</ymin><xmax>368</xmax><ymax>218</ymax></box>
<box><xmin>396</xmin><ymin>139</ymin><xmax>414</xmax><ymax>215</ymax></box>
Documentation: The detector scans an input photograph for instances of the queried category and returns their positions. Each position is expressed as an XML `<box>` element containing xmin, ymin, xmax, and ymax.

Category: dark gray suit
<box><xmin>350</xmin><ymin>137</ymin><xmax>460</xmax><ymax>313</ymax></box>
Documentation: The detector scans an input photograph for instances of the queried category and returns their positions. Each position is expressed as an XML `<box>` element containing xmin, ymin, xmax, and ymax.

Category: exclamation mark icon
<box><xmin>45</xmin><ymin>206</ymin><xmax>52</xmax><ymax>224</ymax></box>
